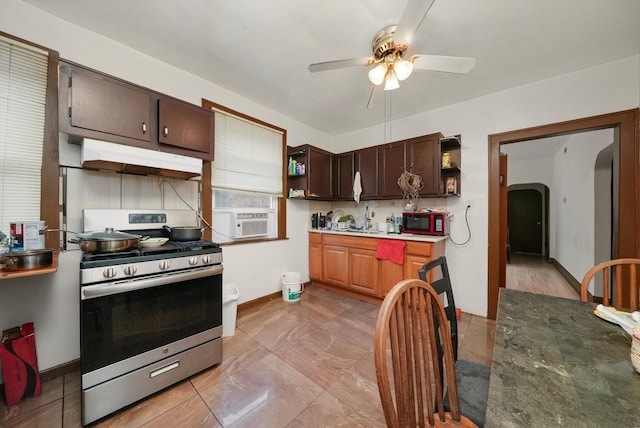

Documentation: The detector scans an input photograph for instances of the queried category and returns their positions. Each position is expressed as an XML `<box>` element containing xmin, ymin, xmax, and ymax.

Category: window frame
<box><xmin>0</xmin><ymin>32</ymin><xmax>59</xmax><ymax>249</ymax></box>
<box><xmin>201</xmin><ymin>98</ymin><xmax>287</xmax><ymax>244</ymax></box>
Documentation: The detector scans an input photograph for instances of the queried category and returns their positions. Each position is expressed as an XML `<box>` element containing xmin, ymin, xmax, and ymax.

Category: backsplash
<box><xmin>309</xmin><ymin>198</ymin><xmax>449</xmax><ymax>229</ymax></box>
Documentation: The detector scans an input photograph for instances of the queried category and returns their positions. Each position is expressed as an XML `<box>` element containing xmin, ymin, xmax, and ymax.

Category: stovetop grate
<box><xmin>80</xmin><ymin>239</ymin><xmax>221</xmax><ymax>268</ymax></box>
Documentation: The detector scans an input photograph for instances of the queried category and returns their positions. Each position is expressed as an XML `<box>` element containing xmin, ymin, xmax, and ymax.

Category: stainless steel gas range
<box><xmin>79</xmin><ymin>209</ymin><xmax>223</xmax><ymax>425</ymax></box>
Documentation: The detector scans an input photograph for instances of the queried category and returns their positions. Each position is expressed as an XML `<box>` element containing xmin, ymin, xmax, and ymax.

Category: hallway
<box><xmin>506</xmin><ymin>253</ymin><xmax>580</xmax><ymax>300</ymax></box>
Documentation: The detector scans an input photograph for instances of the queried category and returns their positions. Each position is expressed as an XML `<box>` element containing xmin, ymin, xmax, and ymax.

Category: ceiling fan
<box><xmin>308</xmin><ymin>0</ymin><xmax>476</xmax><ymax>103</ymax></box>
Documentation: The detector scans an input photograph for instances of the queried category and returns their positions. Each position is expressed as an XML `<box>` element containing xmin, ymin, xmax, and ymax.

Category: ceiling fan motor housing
<box><xmin>372</xmin><ymin>25</ymin><xmax>407</xmax><ymax>61</ymax></box>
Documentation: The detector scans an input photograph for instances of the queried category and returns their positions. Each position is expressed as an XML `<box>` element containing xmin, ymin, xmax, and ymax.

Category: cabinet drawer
<box><xmin>405</xmin><ymin>241</ymin><xmax>433</xmax><ymax>257</ymax></box>
<box><xmin>309</xmin><ymin>232</ymin><xmax>322</xmax><ymax>244</ymax></box>
<box><xmin>323</xmin><ymin>234</ymin><xmax>378</xmax><ymax>250</ymax></box>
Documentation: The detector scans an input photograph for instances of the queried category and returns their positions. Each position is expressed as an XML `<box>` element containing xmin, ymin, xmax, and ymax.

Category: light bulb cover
<box><xmin>368</xmin><ymin>63</ymin><xmax>387</xmax><ymax>85</ymax></box>
<box><xmin>394</xmin><ymin>58</ymin><xmax>413</xmax><ymax>81</ymax></box>
<box><xmin>384</xmin><ymin>70</ymin><xmax>399</xmax><ymax>91</ymax></box>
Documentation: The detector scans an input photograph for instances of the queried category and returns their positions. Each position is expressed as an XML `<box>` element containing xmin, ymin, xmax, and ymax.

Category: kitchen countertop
<box><xmin>485</xmin><ymin>289</ymin><xmax>640</xmax><ymax>427</ymax></box>
<box><xmin>309</xmin><ymin>229</ymin><xmax>448</xmax><ymax>243</ymax></box>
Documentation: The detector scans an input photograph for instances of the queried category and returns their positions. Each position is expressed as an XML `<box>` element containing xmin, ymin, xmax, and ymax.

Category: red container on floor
<box><xmin>0</xmin><ymin>322</ymin><xmax>41</xmax><ymax>406</ymax></box>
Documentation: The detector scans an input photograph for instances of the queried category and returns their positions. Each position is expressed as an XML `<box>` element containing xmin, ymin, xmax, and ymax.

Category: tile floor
<box><xmin>0</xmin><ymin>285</ymin><xmax>496</xmax><ymax>427</ymax></box>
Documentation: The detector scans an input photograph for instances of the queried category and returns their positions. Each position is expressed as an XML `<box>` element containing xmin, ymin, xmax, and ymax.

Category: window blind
<box><xmin>0</xmin><ymin>37</ymin><xmax>48</xmax><ymax>237</ymax></box>
<box><xmin>212</xmin><ymin>112</ymin><xmax>283</xmax><ymax>196</ymax></box>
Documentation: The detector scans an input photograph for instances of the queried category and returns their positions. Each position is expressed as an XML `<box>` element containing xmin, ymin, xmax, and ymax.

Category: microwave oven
<box><xmin>402</xmin><ymin>211</ymin><xmax>448</xmax><ymax>236</ymax></box>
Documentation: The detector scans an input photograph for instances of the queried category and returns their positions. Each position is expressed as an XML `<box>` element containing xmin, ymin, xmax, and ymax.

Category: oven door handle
<box><xmin>81</xmin><ymin>265</ymin><xmax>223</xmax><ymax>300</ymax></box>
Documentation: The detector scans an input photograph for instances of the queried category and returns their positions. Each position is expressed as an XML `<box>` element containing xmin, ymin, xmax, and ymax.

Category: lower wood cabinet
<box><xmin>349</xmin><ymin>247</ymin><xmax>378</xmax><ymax>296</ymax></box>
<box><xmin>323</xmin><ymin>245</ymin><xmax>348</xmax><ymax>286</ymax></box>
<box><xmin>309</xmin><ymin>232</ymin><xmax>323</xmax><ymax>280</ymax></box>
<box><xmin>309</xmin><ymin>232</ymin><xmax>444</xmax><ymax>302</ymax></box>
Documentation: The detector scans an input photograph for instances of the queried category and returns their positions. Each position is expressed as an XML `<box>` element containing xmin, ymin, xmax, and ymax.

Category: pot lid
<box><xmin>77</xmin><ymin>228</ymin><xmax>141</xmax><ymax>240</ymax></box>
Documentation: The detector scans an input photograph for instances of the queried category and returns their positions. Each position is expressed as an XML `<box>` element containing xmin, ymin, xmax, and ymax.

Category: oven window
<box><xmin>81</xmin><ymin>275</ymin><xmax>222</xmax><ymax>374</ymax></box>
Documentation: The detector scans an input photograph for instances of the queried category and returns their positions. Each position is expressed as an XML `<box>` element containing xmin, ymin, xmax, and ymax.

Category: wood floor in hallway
<box><xmin>506</xmin><ymin>253</ymin><xmax>580</xmax><ymax>300</ymax></box>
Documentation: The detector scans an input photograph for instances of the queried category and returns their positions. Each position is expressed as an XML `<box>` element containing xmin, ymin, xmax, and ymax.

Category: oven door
<box><xmin>80</xmin><ymin>266</ymin><xmax>222</xmax><ymax>387</ymax></box>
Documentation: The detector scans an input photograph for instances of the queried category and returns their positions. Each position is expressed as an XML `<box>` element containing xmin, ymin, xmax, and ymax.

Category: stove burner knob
<box><xmin>124</xmin><ymin>266</ymin><xmax>137</xmax><ymax>276</ymax></box>
<box><xmin>159</xmin><ymin>260</ymin><xmax>171</xmax><ymax>271</ymax></box>
<box><xmin>189</xmin><ymin>256</ymin><xmax>199</xmax><ymax>266</ymax></box>
<box><xmin>202</xmin><ymin>255</ymin><xmax>212</xmax><ymax>264</ymax></box>
<box><xmin>103</xmin><ymin>268</ymin><xmax>117</xmax><ymax>279</ymax></box>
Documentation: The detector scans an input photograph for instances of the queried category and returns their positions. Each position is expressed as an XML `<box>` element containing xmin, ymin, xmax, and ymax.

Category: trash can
<box><xmin>222</xmin><ymin>283</ymin><xmax>240</xmax><ymax>337</ymax></box>
<box><xmin>281</xmin><ymin>272</ymin><xmax>303</xmax><ymax>302</ymax></box>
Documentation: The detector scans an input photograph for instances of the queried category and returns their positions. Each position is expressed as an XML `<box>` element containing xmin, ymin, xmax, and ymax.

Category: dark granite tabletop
<box><xmin>485</xmin><ymin>289</ymin><xmax>640</xmax><ymax>427</ymax></box>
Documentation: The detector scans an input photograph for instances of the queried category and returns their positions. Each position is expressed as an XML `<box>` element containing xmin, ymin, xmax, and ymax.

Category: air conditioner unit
<box><xmin>213</xmin><ymin>209</ymin><xmax>275</xmax><ymax>242</ymax></box>
<box><xmin>233</xmin><ymin>212</ymin><xmax>269</xmax><ymax>239</ymax></box>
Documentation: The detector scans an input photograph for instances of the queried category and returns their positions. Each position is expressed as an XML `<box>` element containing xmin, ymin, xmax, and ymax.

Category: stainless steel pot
<box><xmin>163</xmin><ymin>225</ymin><xmax>208</xmax><ymax>241</ymax></box>
<box><xmin>68</xmin><ymin>228</ymin><xmax>147</xmax><ymax>253</ymax></box>
<box><xmin>1</xmin><ymin>249</ymin><xmax>54</xmax><ymax>271</ymax></box>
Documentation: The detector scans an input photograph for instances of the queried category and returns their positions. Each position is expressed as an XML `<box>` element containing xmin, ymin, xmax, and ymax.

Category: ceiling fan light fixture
<box><xmin>394</xmin><ymin>56</ymin><xmax>413</xmax><ymax>81</ymax></box>
<box><xmin>368</xmin><ymin>62</ymin><xmax>387</xmax><ymax>85</ymax></box>
<box><xmin>384</xmin><ymin>69</ymin><xmax>399</xmax><ymax>91</ymax></box>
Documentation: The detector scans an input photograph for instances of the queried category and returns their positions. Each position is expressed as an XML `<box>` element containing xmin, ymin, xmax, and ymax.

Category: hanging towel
<box><xmin>353</xmin><ymin>171</ymin><xmax>362</xmax><ymax>204</ymax></box>
<box><xmin>375</xmin><ymin>240</ymin><xmax>406</xmax><ymax>265</ymax></box>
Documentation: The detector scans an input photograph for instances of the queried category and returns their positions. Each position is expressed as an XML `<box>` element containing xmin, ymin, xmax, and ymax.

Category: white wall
<box><xmin>0</xmin><ymin>1</ymin><xmax>639</xmax><ymax>375</ymax></box>
<box><xmin>553</xmin><ymin>129</ymin><xmax>614</xmax><ymax>285</ymax></box>
<box><xmin>335</xmin><ymin>55</ymin><xmax>640</xmax><ymax>317</ymax></box>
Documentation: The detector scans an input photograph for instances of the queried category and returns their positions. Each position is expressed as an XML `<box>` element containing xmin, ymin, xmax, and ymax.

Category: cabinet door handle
<box><xmin>163</xmin><ymin>126</ymin><xmax>169</xmax><ymax>137</ymax></box>
<box><xmin>141</xmin><ymin>122</ymin><xmax>147</xmax><ymax>134</ymax></box>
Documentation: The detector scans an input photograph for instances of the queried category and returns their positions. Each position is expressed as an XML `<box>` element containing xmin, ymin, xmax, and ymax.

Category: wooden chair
<box><xmin>580</xmin><ymin>258</ymin><xmax>640</xmax><ymax>311</ymax></box>
<box><xmin>374</xmin><ymin>279</ymin><xmax>477</xmax><ymax>427</ymax></box>
<box><xmin>419</xmin><ymin>257</ymin><xmax>490</xmax><ymax>427</ymax></box>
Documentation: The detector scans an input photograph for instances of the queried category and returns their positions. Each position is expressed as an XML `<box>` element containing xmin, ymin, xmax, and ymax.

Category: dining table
<box><xmin>485</xmin><ymin>288</ymin><xmax>640</xmax><ymax>427</ymax></box>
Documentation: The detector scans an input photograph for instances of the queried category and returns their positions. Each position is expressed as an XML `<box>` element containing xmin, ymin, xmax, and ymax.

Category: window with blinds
<box><xmin>0</xmin><ymin>36</ymin><xmax>48</xmax><ymax>240</ymax></box>
<box><xmin>212</xmin><ymin>112</ymin><xmax>283</xmax><ymax>196</ymax></box>
<box><xmin>210</xmin><ymin>109</ymin><xmax>284</xmax><ymax>243</ymax></box>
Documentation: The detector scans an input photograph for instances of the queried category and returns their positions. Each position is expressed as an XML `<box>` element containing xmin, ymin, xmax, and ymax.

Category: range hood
<box><xmin>81</xmin><ymin>139</ymin><xmax>203</xmax><ymax>179</ymax></box>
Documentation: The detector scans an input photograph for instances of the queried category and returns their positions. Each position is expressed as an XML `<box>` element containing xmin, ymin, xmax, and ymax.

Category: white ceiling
<box><xmin>24</xmin><ymin>0</ymin><xmax>640</xmax><ymax>136</ymax></box>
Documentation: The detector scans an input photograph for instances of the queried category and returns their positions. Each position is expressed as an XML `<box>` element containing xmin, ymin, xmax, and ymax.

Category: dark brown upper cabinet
<box><xmin>287</xmin><ymin>145</ymin><xmax>333</xmax><ymax>200</ymax></box>
<box><xmin>287</xmin><ymin>133</ymin><xmax>462</xmax><ymax>201</ymax></box>
<box><xmin>335</xmin><ymin>152</ymin><xmax>354</xmax><ymax>200</ymax></box>
<box><xmin>354</xmin><ymin>146</ymin><xmax>379</xmax><ymax>200</ymax></box>
<box><xmin>61</xmin><ymin>63</ymin><xmax>152</xmax><ymax>143</ymax></box>
<box><xmin>158</xmin><ymin>95</ymin><xmax>214</xmax><ymax>156</ymax></box>
<box><xmin>59</xmin><ymin>60</ymin><xmax>214</xmax><ymax>161</ymax></box>
<box><xmin>439</xmin><ymin>135</ymin><xmax>462</xmax><ymax>196</ymax></box>
<box><xmin>405</xmin><ymin>133</ymin><xmax>442</xmax><ymax>197</ymax></box>
<box><xmin>377</xmin><ymin>141</ymin><xmax>406</xmax><ymax>198</ymax></box>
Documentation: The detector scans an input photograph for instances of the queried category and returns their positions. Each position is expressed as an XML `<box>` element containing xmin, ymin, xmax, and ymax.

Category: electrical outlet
<box><xmin>465</xmin><ymin>199</ymin><xmax>473</xmax><ymax>210</ymax></box>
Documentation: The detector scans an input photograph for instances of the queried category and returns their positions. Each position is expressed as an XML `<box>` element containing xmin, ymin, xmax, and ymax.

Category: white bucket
<box><xmin>282</xmin><ymin>272</ymin><xmax>303</xmax><ymax>302</ymax></box>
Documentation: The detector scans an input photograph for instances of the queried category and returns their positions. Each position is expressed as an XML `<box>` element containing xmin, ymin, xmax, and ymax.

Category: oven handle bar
<box><xmin>81</xmin><ymin>265</ymin><xmax>223</xmax><ymax>300</ymax></box>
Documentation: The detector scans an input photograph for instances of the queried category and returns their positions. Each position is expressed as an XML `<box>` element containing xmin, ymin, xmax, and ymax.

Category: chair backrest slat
<box><xmin>580</xmin><ymin>258</ymin><xmax>640</xmax><ymax>310</ymax></box>
<box><xmin>375</xmin><ymin>279</ymin><xmax>467</xmax><ymax>427</ymax></box>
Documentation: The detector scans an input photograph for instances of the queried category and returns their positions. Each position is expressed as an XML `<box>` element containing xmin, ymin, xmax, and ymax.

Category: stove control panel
<box><xmin>81</xmin><ymin>252</ymin><xmax>223</xmax><ymax>285</ymax></box>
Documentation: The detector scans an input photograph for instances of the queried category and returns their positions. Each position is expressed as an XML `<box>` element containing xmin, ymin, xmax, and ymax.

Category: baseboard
<box><xmin>549</xmin><ymin>258</ymin><xmax>581</xmax><ymax>295</ymax></box>
<box><xmin>236</xmin><ymin>281</ymin><xmax>312</xmax><ymax>312</ymax></box>
<box><xmin>39</xmin><ymin>359</ymin><xmax>81</xmax><ymax>382</ymax></box>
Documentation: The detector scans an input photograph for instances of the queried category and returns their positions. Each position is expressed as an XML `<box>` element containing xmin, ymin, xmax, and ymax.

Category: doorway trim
<box><xmin>487</xmin><ymin>109</ymin><xmax>638</xmax><ymax>319</ymax></box>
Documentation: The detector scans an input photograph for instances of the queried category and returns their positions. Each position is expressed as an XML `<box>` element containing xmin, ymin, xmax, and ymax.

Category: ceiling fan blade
<box><xmin>412</xmin><ymin>55</ymin><xmax>477</xmax><ymax>74</ymax></box>
<box><xmin>308</xmin><ymin>57</ymin><xmax>371</xmax><ymax>73</ymax></box>
<box><xmin>395</xmin><ymin>0</ymin><xmax>435</xmax><ymax>46</ymax></box>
